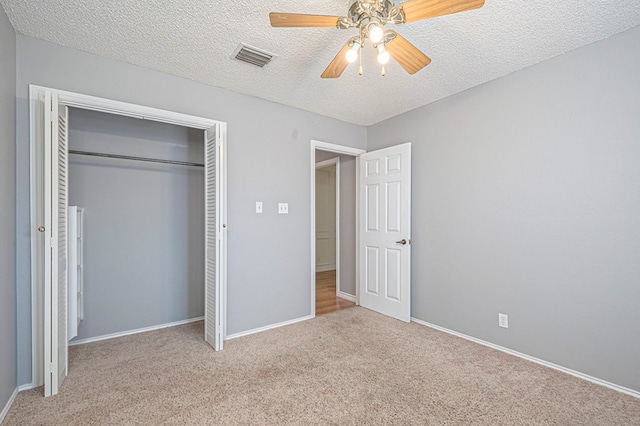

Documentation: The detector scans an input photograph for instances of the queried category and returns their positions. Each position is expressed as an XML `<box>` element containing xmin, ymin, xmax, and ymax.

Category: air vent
<box><xmin>232</xmin><ymin>43</ymin><xmax>275</xmax><ymax>68</ymax></box>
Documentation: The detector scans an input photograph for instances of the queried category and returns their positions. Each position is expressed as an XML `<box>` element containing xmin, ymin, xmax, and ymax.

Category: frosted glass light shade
<box><xmin>345</xmin><ymin>42</ymin><xmax>361</xmax><ymax>63</ymax></box>
<box><xmin>369</xmin><ymin>24</ymin><xmax>384</xmax><ymax>43</ymax></box>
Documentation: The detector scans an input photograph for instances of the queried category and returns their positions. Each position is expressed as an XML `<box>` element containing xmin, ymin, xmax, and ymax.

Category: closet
<box><xmin>67</xmin><ymin>108</ymin><xmax>205</xmax><ymax>342</ymax></box>
<box><xmin>33</xmin><ymin>88</ymin><xmax>225</xmax><ymax>397</ymax></box>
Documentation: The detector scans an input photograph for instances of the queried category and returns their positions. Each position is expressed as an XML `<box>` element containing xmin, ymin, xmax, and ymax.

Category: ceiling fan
<box><xmin>269</xmin><ymin>0</ymin><xmax>485</xmax><ymax>78</ymax></box>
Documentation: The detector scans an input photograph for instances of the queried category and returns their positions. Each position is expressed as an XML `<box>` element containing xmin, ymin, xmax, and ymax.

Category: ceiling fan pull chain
<box><xmin>359</xmin><ymin>46</ymin><xmax>363</xmax><ymax>76</ymax></box>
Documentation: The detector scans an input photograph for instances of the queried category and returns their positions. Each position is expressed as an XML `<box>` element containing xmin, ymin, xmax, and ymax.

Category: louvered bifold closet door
<box><xmin>56</xmin><ymin>103</ymin><xmax>69</xmax><ymax>381</ymax></box>
<box><xmin>45</xmin><ymin>92</ymin><xmax>69</xmax><ymax>396</ymax></box>
<box><xmin>204</xmin><ymin>125</ymin><xmax>221</xmax><ymax>350</ymax></box>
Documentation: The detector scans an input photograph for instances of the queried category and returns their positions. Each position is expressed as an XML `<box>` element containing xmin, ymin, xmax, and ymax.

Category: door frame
<box><xmin>310</xmin><ymin>140</ymin><xmax>365</xmax><ymax>316</ymax></box>
<box><xmin>28</xmin><ymin>85</ymin><xmax>228</xmax><ymax>388</ymax></box>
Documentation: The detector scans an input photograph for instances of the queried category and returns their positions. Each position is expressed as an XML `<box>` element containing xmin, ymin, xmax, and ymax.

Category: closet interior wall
<box><xmin>68</xmin><ymin>108</ymin><xmax>205</xmax><ymax>341</ymax></box>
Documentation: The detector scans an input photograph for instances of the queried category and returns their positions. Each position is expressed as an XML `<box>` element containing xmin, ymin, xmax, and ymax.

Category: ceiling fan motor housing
<box><xmin>340</xmin><ymin>0</ymin><xmax>406</xmax><ymax>49</ymax></box>
<box><xmin>344</xmin><ymin>0</ymin><xmax>405</xmax><ymax>27</ymax></box>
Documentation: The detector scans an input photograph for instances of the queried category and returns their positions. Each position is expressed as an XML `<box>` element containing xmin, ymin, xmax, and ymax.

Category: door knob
<box><xmin>37</xmin><ymin>226</ymin><xmax>45</xmax><ymax>233</ymax></box>
<box><xmin>395</xmin><ymin>239</ymin><xmax>407</xmax><ymax>245</ymax></box>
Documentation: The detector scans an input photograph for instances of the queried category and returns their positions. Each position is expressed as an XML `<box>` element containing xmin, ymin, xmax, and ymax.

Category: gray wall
<box><xmin>15</xmin><ymin>35</ymin><xmax>367</xmax><ymax>385</ymax></box>
<box><xmin>0</xmin><ymin>3</ymin><xmax>16</xmax><ymax>413</ymax></box>
<box><xmin>315</xmin><ymin>151</ymin><xmax>357</xmax><ymax>297</ymax></box>
<box><xmin>367</xmin><ymin>26</ymin><xmax>640</xmax><ymax>392</ymax></box>
<box><xmin>68</xmin><ymin>108</ymin><xmax>204</xmax><ymax>340</ymax></box>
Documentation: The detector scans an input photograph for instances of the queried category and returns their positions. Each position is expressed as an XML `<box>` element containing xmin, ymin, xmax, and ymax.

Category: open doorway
<box><xmin>311</xmin><ymin>141</ymin><xmax>365</xmax><ymax>316</ymax></box>
<box><xmin>315</xmin><ymin>158</ymin><xmax>353</xmax><ymax>315</ymax></box>
<box><xmin>311</xmin><ymin>140</ymin><xmax>412</xmax><ymax>323</ymax></box>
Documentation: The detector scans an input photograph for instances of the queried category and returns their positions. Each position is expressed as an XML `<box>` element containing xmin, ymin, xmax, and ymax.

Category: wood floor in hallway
<box><xmin>315</xmin><ymin>270</ymin><xmax>356</xmax><ymax>316</ymax></box>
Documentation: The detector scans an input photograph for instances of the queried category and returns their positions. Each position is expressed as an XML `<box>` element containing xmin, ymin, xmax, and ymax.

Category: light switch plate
<box><xmin>256</xmin><ymin>201</ymin><xmax>263</xmax><ymax>213</ymax></box>
<box><xmin>278</xmin><ymin>203</ymin><xmax>289</xmax><ymax>214</ymax></box>
<box><xmin>498</xmin><ymin>313</ymin><xmax>508</xmax><ymax>328</ymax></box>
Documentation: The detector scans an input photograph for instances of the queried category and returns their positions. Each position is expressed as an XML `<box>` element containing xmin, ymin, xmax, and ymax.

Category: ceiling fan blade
<box><xmin>269</xmin><ymin>13</ymin><xmax>341</xmax><ymax>28</ymax></box>
<box><xmin>385</xmin><ymin>31</ymin><xmax>431</xmax><ymax>75</ymax></box>
<box><xmin>400</xmin><ymin>0</ymin><xmax>484</xmax><ymax>23</ymax></box>
<box><xmin>321</xmin><ymin>41</ymin><xmax>353</xmax><ymax>79</ymax></box>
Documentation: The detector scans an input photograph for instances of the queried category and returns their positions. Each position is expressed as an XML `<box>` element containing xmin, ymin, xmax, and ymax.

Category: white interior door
<box><xmin>359</xmin><ymin>143</ymin><xmax>411</xmax><ymax>322</ymax></box>
<box><xmin>204</xmin><ymin>125</ymin><xmax>223</xmax><ymax>350</ymax></box>
<box><xmin>44</xmin><ymin>91</ymin><xmax>69</xmax><ymax>396</ymax></box>
<box><xmin>315</xmin><ymin>165</ymin><xmax>337</xmax><ymax>271</ymax></box>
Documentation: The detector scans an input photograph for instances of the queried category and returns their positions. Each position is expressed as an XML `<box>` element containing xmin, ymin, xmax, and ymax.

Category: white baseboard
<box><xmin>69</xmin><ymin>316</ymin><xmax>204</xmax><ymax>346</ymax></box>
<box><xmin>411</xmin><ymin>317</ymin><xmax>640</xmax><ymax>399</ymax></box>
<box><xmin>226</xmin><ymin>315</ymin><xmax>314</xmax><ymax>340</ymax></box>
<box><xmin>337</xmin><ymin>291</ymin><xmax>356</xmax><ymax>302</ymax></box>
<box><xmin>316</xmin><ymin>265</ymin><xmax>336</xmax><ymax>273</ymax></box>
<box><xmin>0</xmin><ymin>387</ymin><xmax>18</xmax><ymax>424</ymax></box>
<box><xmin>17</xmin><ymin>383</ymin><xmax>34</xmax><ymax>392</ymax></box>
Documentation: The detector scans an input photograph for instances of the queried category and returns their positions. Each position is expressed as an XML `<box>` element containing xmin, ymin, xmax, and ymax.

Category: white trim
<box><xmin>0</xmin><ymin>387</ymin><xmax>18</xmax><ymax>424</ymax></box>
<box><xmin>315</xmin><ymin>157</ymin><xmax>339</xmax><ymax>169</ymax></box>
<box><xmin>411</xmin><ymin>317</ymin><xmax>640</xmax><ymax>399</ymax></box>
<box><xmin>29</xmin><ymin>85</ymin><xmax>44</xmax><ymax>388</ymax></box>
<box><xmin>31</xmin><ymin>86</ymin><xmax>217</xmax><ymax>129</ymax></box>
<box><xmin>226</xmin><ymin>315</ymin><xmax>314</xmax><ymax>340</ymax></box>
<box><xmin>337</xmin><ymin>291</ymin><xmax>356</xmax><ymax>303</ymax></box>
<box><xmin>316</xmin><ymin>265</ymin><xmax>337</xmax><ymax>273</ymax></box>
<box><xmin>334</xmin><ymin>160</ymin><xmax>341</xmax><ymax>298</ymax></box>
<box><xmin>29</xmin><ymin>85</ymin><xmax>228</xmax><ymax>388</ymax></box>
<box><xmin>17</xmin><ymin>383</ymin><xmax>34</xmax><ymax>392</ymax></box>
<box><xmin>217</xmin><ymin>123</ymin><xmax>228</xmax><ymax>346</ymax></box>
<box><xmin>313</xmin><ymin>140</ymin><xmax>366</xmax><ymax>157</ymax></box>
<box><xmin>69</xmin><ymin>317</ymin><xmax>204</xmax><ymax>346</ymax></box>
<box><xmin>311</xmin><ymin>140</ymin><xmax>365</xmax><ymax>317</ymax></box>
<box><xmin>354</xmin><ymin>159</ymin><xmax>360</xmax><ymax>306</ymax></box>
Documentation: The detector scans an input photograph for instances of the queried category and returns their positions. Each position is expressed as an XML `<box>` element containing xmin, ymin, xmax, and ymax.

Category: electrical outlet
<box><xmin>278</xmin><ymin>203</ymin><xmax>289</xmax><ymax>214</ymax></box>
<box><xmin>498</xmin><ymin>313</ymin><xmax>509</xmax><ymax>329</ymax></box>
<box><xmin>255</xmin><ymin>201</ymin><xmax>263</xmax><ymax>213</ymax></box>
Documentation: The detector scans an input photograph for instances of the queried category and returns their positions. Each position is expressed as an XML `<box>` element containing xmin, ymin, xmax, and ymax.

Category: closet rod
<box><xmin>69</xmin><ymin>150</ymin><xmax>204</xmax><ymax>168</ymax></box>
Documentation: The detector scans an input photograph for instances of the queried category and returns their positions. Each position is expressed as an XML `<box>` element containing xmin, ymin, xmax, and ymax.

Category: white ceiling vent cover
<box><xmin>232</xmin><ymin>43</ymin><xmax>275</xmax><ymax>68</ymax></box>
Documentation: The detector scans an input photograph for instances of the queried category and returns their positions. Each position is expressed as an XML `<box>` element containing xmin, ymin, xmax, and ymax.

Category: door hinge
<box><xmin>49</xmin><ymin>238</ymin><xmax>55</xmax><ymax>248</ymax></box>
<box><xmin>50</xmin><ymin>362</ymin><xmax>55</xmax><ymax>372</ymax></box>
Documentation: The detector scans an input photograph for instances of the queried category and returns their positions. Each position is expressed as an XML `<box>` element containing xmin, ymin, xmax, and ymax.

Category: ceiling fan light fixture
<box><xmin>270</xmin><ymin>0</ymin><xmax>485</xmax><ymax>78</ymax></box>
<box><xmin>368</xmin><ymin>22</ymin><xmax>384</xmax><ymax>43</ymax></box>
<box><xmin>345</xmin><ymin>41</ymin><xmax>361</xmax><ymax>63</ymax></box>
<box><xmin>377</xmin><ymin>44</ymin><xmax>390</xmax><ymax>64</ymax></box>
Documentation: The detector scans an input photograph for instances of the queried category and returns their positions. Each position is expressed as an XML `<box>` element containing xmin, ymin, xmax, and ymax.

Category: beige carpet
<box><xmin>5</xmin><ymin>307</ymin><xmax>640</xmax><ymax>425</ymax></box>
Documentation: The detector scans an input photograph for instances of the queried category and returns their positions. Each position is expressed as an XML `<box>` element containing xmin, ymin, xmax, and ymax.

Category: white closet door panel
<box><xmin>45</xmin><ymin>92</ymin><xmax>69</xmax><ymax>396</ymax></box>
<box><xmin>55</xmin><ymin>101</ymin><xmax>69</xmax><ymax>388</ymax></box>
<box><xmin>43</xmin><ymin>91</ymin><xmax>53</xmax><ymax>397</ymax></box>
<box><xmin>204</xmin><ymin>125</ymin><xmax>221</xmax><ymax>350</ymax></box>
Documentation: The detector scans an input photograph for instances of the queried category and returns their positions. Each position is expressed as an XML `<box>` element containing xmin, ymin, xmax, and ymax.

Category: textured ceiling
<box><xmin>2</xmin><ymin>0</ymin><xmax>639</xmax><ymax>125</ymax></box>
